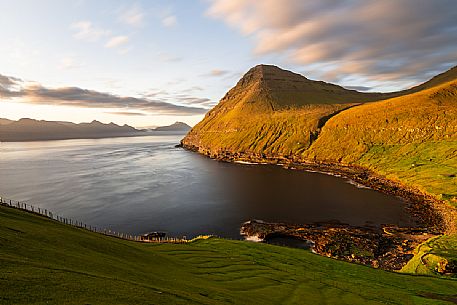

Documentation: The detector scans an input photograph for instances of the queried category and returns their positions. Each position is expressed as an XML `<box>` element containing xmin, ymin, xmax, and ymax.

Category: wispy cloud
<box><xmin>344</xmin><ymin>86</ymin><xmax>373</xmax><ymax>92</ymax></box>
<box><xmin>206</xmin><ymin>69</ymin><xmax>229</xmax><ymax>77</ymax></box>
<box><xmin>142</xmin><ymin>88</ymin><xmax>216</xmax><ymax>108</ymax></box>
<box><xmin>162</xmin><ymin>15</ymin><xmax>177</xmax><ymax>27</ymax></box>
<box><xmin>207</xmin><ymin>0</ymin><xmax>457</xmax><ymax>84</ymax></box>
<box><xmin>0</xmin><ymin>73</ymin><xmax>209</xmax><ymax>116</ymax></box>
<box><xmin>105</xmin><ymin>35</ymin><xmax>129</xmax><ymax>48</ymax></box>
<box><xmin>0</xmin><ymin>74</ymin><xmax>21</xmax><ymax>89</ymax></box>
<box><xmin>105</xmin><ymin>111</ymin><xmax>147</xmax><ymax>116</ymax></box>
<box><xmin>58</xmin><ymin>57</ymin><xmax>84</xmax><ymax>70</ymax></box>
<box><xmin>71</xmin><ymin>21</ymin><xmax>110</xmax><ymax>42</ymax></box>
<box><xmin>119</xmin><ymin>5</ymin><xmax>145</xmax><ymax>27</ymax></box>
<box><xmin>157</xmin><ymin>52</ymin><xmax>182</xmax><ymax>62</ymax></box>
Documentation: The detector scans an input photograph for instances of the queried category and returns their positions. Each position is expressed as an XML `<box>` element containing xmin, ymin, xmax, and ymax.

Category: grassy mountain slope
<box><xmin>183</xmin><ymin>65</ymin><xmax>393</xmax><ymax>156</ymax></box>
<box><xmin>406</xmin><ymin>66</ymin><xmax>457</xmax><ymax>93</ymax></box>
<box><xmin>183</xmin><ymin>65</ymin><xmax>457</xmax><ymax>206</ymax></box>
<box><xmin>305</xmin><ymin>80</ymin><xmax>457</xmax><ymax>205</ymax></box>
<box><xmin>182</xmin><ymin>65</ymin><xmax>457</xmax><ymax>275</ymax></box>
<box><xmin>2</xmin><ymin>205</ymin><xmax>457</xmax><ymax>305</ymax></box>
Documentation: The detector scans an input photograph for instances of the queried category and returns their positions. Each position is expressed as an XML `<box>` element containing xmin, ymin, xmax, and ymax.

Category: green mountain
<box><xmin>183</xmin><ymin>64</ymin><xmax>457</xmax><ymax>206</ymax></box>
<box><xmin>305</xmin><ymin>79</ymin><xmax>457</xmax><ymax>204</ymax></box>
<box><xmin>182</xmin><ymin>64</ymin><xmax>456</xmax><ymax>159</ymax></box>
<box><xmin>183</xmin><ymin>65</ymin><xmax>380</xmax><ymax>157</ymax></box>
<box><xmin>182</xmin><ymin>64</ymin><xmax>457</xmax><ymax>274</ymax></box>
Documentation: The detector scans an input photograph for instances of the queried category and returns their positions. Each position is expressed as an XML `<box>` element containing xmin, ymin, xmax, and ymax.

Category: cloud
<box><xmin>0</xmin><ymin>74</ymin><xmax>21</xmax><ymax>89</ymax></box>
<box><xmin>157</xmin><ymin>52</ymin><xmax>182</xmax><ymax>62</ymax></box>
<box><xmin>207</xmin><ymin>69</ymin><xmax>229</xmax><ymax>77</ymax></box>
<box><xmin>105</xmin><ymin>35</ymin><xmax>129</xmax><ymax>48</ymax></box>
<box><xmin>206</xmin><ymin>0</ymin><xmax>457</xmax><ymax>85</ymax></box>
<box><xmin>120</xmin><ymin>5</ymin><xmax>145</xmax><ymax>27</ymax></box>
<box><xmin>0</xmin><ymin>74</ymin><xmax>23</xmax><ymax>97</ymax></box>
<box><xmin>344</xmin><ymin>86</ymin><xmax>373</xmax><ymax>92</ymax></box>
<box><xmin>142</xmin><ymin>88</ymin><xmax>217</xmax><ymax>108</ymax></box>
<box><xmin>58</xmin><ymin>57</ymin><xmax>84</xmax><ymax>70</ymax></box>
<box><xmin>162</xmin><ymin>15</ymin><xmax>177</xmax><ymax>27</ymax></box>
<box><xmin>71</xmin><ymin>21</ymin><xmax>110</xmax><ymax>42</ymax></box>
<box><xmin>0</xmin><ymin>74</ymin><xmax>209</xmax><ymax>116</ymax></box>
<box><xmin>105</xmin><ymin>111</ymin><xmax>147</xmax><ymax>116</ymax></box>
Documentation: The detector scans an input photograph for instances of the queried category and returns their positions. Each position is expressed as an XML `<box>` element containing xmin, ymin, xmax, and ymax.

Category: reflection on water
<box><xmin>0</xmin><ymin>135</ymin><xmax>416</xmax><ymax>238</ymax></box>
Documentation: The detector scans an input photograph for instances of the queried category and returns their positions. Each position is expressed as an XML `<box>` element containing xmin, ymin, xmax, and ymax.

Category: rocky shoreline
<box><xmin>241</xmin><ymin>220</ymin><xmax>435</xmax><ymax>270</ymax></box>
<box><xmin>180</xmin><ymin>143</ymin><xmax>457</xmax><ymax>271</ymax></box>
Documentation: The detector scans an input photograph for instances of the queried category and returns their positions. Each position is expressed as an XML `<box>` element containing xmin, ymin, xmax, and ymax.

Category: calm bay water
<box><xmin>0</xmin><ymin>135</ymin><xmax>415</xmax><ymax>238</ymax></box>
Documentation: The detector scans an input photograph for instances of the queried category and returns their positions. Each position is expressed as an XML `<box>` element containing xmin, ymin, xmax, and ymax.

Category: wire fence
<box><xmin>0</xmin><ymin>196</ymin><xmax>188</xmax><ymax>244</ymax></box>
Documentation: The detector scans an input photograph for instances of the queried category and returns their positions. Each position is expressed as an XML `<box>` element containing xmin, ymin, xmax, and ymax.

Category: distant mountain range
<box><xmin>0</xmin><ymin>119</ymin><xmax>193</xmax><ymax>141</ymax></box>
<box><xmin>0</xmin><ymin>119</ymin><xmax>143</xmax><ymax>142</ymax></box>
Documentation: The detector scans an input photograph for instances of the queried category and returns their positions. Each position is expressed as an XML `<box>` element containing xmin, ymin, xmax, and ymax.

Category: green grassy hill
<box><xmin>182</xmin><ymin>65</ymin><xmax>394</xmax><ymax>156</ymax></box>
<box><xmin>305</xmin><ymin>80</ymin><xmax>457</xmax><ymax>205</ymax></box>
<box><xmin>182</xmin><ymin>64</ymin><xmax>457</xmax><ymax>276</ymax></box>
<box><xmin>2</xmin><ymin>205</ymin><xmax>457</xmax><ymax>305</ymax></box>
<box><xmin>182</xmin><ymin>65</ymin><xmax>456</xmax><ymax>159</ymax></box>
<box><xmin>183</xmin><ymin>64</ymin><xmax>457</xmax><ymax>204</ymax></box>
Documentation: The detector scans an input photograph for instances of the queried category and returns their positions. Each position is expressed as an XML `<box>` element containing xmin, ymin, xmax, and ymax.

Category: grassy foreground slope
<box><xmin>2</xmin><ymin>205</ymin><xmax>457</xmax><ymax>305</ymax></box>
<box><xmin>402</xmin><ymin>234</ymin><xmax>457</xmax><ymax>276</ymax></box>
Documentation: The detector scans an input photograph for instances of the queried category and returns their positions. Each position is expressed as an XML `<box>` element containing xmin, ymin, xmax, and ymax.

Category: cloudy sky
<box><xmin>1</xmin><ymin>0</ymin><xmax>456</xmax><ymax>127</ymax></box>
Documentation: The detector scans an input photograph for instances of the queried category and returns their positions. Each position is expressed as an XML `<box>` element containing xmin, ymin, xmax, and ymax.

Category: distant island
<box><xmin>153</xmin><ymin>121</ymin><xmax>191</xmax><ymax>133</ymax></box>
<box><xmin>0</xmin><ymin>118</ymin><xmax>144</xmax><ymax>142</ymax></box>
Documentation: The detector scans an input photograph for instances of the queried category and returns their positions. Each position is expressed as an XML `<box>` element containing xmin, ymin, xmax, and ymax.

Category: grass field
<box><xmin>357</xmin><ymin>142</ymin><xmax>457</xmax><ymax>203</ymax></box>
<box><xmin>402</xmin><ymin>234</ymin><xmax>457</xmax><ymax>276</ymax></box>
<box><xmin>2</xmin><ymin>205</ymin><xmax>457</xmax><ymax>305</ymax></box>
<box><xmin>305</xmin><ymin>80</ymin><xmax>457</xmax><ymax>207</ymax></box>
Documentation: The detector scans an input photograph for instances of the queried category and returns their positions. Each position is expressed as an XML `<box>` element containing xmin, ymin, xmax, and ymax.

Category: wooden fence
<box><xmin>0</xmin><ymin>196</ymin><xmax>188</xmax><ymax>243</ymax></box>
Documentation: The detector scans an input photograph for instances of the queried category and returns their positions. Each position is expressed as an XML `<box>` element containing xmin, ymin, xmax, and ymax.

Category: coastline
<box><xmin>181</xmin><ymin>143</ymin><xmax>457</xmax><ymax>235</ymax></box>
<box><xmin>180</xmin><ymin>142</ymin><xmax>457</xmax><ymax>272</ymax></box>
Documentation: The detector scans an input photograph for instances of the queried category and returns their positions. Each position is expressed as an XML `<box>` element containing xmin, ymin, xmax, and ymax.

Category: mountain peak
<box><xmin>220</xmin><ymin>64</ymin><xmax>387</xmax><ymax>111</ymax></box>
<box><xmin>241</xmin><ymin>64</ymin><xmax>308</xmax><ymax>85</ymax></box>
<box><xmin>249</xmin><ymin>64</ymin><xmax>287</xmax><ymax>74</ymax></box>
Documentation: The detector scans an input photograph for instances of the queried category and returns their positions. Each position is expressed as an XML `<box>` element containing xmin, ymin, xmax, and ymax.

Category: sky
<box><xmin>1</xmin><ymin>0</ymin><xmax>456</xmax><ymax>127</ymax></box>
